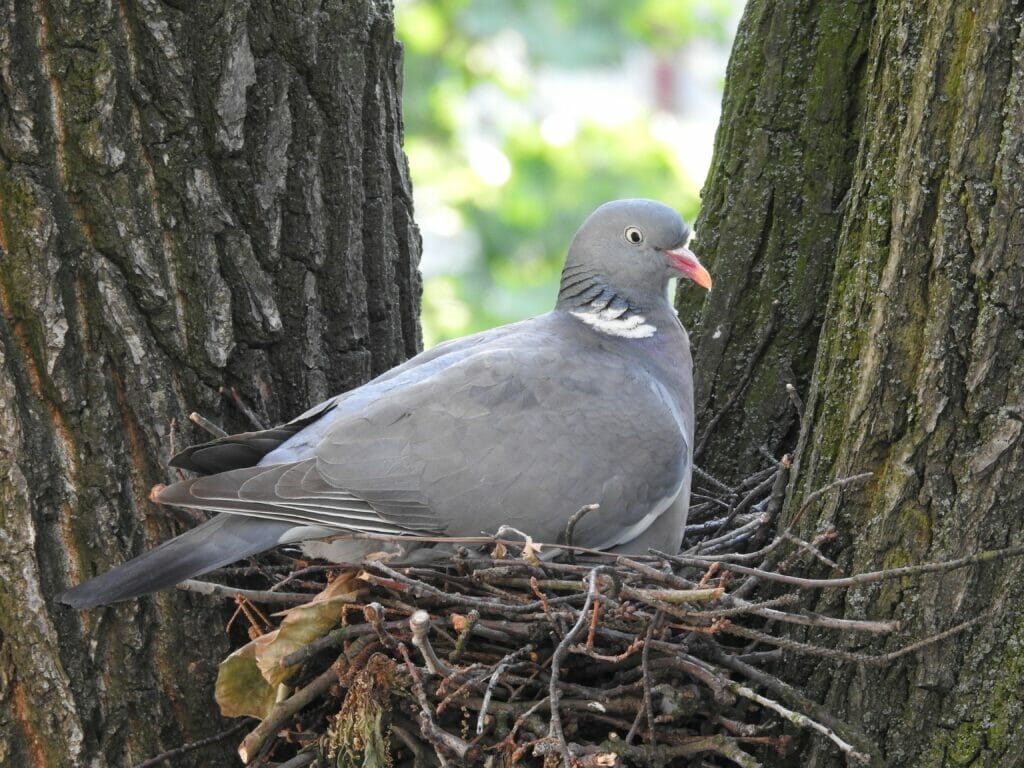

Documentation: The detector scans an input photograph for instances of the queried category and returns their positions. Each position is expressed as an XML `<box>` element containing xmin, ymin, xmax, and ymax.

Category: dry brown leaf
<box><xmin>252</xmin><ymin>572</ymin><xmax>365</xmax><ymax>685</ymax></box>
<box><xmin>214</xmin><ymin>641</ymin><xmax>276</xmax><ymax>719</ymax></box>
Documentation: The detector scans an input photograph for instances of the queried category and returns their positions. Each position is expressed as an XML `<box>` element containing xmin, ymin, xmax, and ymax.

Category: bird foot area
<box><xmin>131</xmin><ymin>456</ymin><xmax>1024</xmax><ymax>768</ymax></box>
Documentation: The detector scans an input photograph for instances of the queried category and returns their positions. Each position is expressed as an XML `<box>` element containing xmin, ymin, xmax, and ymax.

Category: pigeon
<box><xmin>59</xmin><ymin>199</ymin><xmax>711</xmax><ymax>609</ymax></box>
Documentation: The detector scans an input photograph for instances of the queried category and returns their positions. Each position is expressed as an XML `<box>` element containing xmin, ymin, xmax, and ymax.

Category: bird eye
<box><xmin>624</xmin><ymin>226</ymin><xmax>644</xmax><ymax>244</ymax></box>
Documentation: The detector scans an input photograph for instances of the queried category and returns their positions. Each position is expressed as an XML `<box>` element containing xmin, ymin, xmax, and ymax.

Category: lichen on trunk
<box><xmin>687</xmin><ymin>1</ymin><xmax>1024</xmax><ymax>766</ymax></box>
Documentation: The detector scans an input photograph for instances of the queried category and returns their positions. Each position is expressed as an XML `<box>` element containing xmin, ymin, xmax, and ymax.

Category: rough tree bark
<box><xmin>0</xmin><ymin>1</ymin><xmax>420</xmax><ymax>766</ymax></box>
<box><xmin>682</xmin><ymin>1</ymin><xmax>1023</xmax><ymax>766</ymax></box>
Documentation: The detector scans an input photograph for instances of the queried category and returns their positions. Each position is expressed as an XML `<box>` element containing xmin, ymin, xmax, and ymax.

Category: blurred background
<box><xmin>395</xmin><ymin>0</ymin><xmax>742</xmax><ymax>346</ymax></box>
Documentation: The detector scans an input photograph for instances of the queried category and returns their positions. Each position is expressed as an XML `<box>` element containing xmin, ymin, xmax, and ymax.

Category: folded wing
<box><xmin>157</xmin><ymin>326</ymin><xmax>690</xmax><ymax>551</ymax></box>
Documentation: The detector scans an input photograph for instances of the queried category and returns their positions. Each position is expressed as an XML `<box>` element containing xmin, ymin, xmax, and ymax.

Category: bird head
<box><xmin>561</xmin><ymin>199</ymin><xmax>711</xmax><ymax>310</ymax></box>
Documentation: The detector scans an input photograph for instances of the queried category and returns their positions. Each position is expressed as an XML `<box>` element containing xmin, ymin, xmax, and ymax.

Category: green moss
<box><xmin>919</xmin><ymin>619</ymin><xmax>1024</xmax><ymax>767</ymax></box>
<box><xmin>946</xmin><ymin>722</ymin><xmax>983</xmax><ymax>766</ymax></box>
<box><xmin>0</xmin><ymin>168</ymin><xmax>52</xmax><ymax>369</ymax></box>
<box><xmin>805</xmin><ymin>1</ymin><xmax>870</xmax><ymax>124</ymax></box>
<box><xmin>743</xmin><ymin>363</ymin><xmax>779</xmax><ymax>412</ymax></box>
<box><xmin>975</xmin><ymin>622</ymin><xmax>1024</xmax><ymax>759</ymax></box>
<box><xmin>940</xmin><ymin>5</ymin><xmax>974</xmax><ymax>106</ymax></box>
<box><xmin>874</xmin><ymin>546</ymin><xmax>912</xmax><ymax>614</ymax></box>
<box><xmin>54</xmin><ymin>39</ymin><xmax>114</xmax><ymax>171</ymax></box>
<box><xmin>898</xmin><ymin>502</ymin><xmax>931</xmax><ymax>553</ymax></box>
<box><xmin>0</xmin><ymin>169</ymin><xmax>41</xmax><ymax>277</ymax></box>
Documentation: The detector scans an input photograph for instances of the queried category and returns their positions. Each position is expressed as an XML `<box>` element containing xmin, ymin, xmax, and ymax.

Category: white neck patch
<box><xmin>570</xmin><ymin>306</ymin><xmax>657</xmax><ymax>339</ymax></box>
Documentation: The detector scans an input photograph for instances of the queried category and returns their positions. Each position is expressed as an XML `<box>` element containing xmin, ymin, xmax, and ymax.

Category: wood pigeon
<box><xmin>59</xmin><ymin>199</ymin><xmax>711</xmax><ymax>608</ymax></box>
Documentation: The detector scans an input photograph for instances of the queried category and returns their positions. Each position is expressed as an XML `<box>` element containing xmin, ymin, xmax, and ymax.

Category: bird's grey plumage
<box><xmin>59</xmin><ymin>199</ymin><xmax>708</xmax><ymax>608</ymax></box>
<box><xmin>59</xmin><ymin>515</ymin><xmax>296</xmax><ymax>608</ymax></box>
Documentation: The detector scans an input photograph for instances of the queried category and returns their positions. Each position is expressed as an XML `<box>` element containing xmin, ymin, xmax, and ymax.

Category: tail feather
<box><xmin>58</xmin><ymin>514</ymin><xmax>296</xmax><ymax>609</ymax></box>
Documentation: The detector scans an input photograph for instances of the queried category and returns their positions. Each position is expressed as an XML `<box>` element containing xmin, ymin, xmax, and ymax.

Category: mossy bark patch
<box><xmin>685</xmin><ymin>1</ymin><xmax>1024</xmax><ymax>765</ymax></box>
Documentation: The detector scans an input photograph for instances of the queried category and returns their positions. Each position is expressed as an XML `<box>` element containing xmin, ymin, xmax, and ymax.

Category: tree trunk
<box><xmin>686</xmin><ymin>1</ymin><xmax>1024</xmax><ymax>766</ymax></box>
<box><xmin>0</xmin><ymin>1</ymin><xmax>420</xmax><ymax>765</ymax></box>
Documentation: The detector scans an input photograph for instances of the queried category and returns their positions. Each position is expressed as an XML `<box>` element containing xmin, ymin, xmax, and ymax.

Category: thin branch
<box><xmin>738</xmin><ymin>462</ymin><xmax>783</xmax><ymax>490</ymax></box>
<box><xmin>280</xmin><ymin>623</ymin><xmax>401</xmax><ymax>668</ymax></box>
<box><xmin>668</xmin><ymin>542</ymin><xmax>1024</xmax><ymax>590</ymax></box>
<box><xmin>692</xmin><ymin>593</ymin><xmax>802</xmax><ymax>618</ymax></box>
<box><xmin>177</xmin><ymin>579</ymin><xmax>313</xmax><ymax>605</ymax></box>
<box><xmin>748</xmin><ymin>607</ymin><xmax>898</xmax><ymax>634</ymax></box>
<box><xmin>687</xmin><ymin>513</ymin><xmax>768</xmax><ymax>555</ymax></box>
<box><xmin>713</xmin><ymin>655</ymin><xmax>874</xmax><ymax>759</ymax></box>
<box><xmin>685</xmin><ymin>513</ymin><xmax>759</xmax><ymax>537</ymax></box>
<box><xmin>781</xmin><ymin>530</ymin><xmax>839</xmax><ymax>569</ymax></box>
<box><xmin>759</xmin><ymin>454</ymin><xmax>791</xmax><ymax>528</ymax></box>
<box><xmin>131</xmin><ymin>720</ymin><xmax>252</xmax><ymax>768</ymax></box>
<box><xmin>448</xmin><ymin>609</ymin><xmax>479</xmax><ymax>664</ymax></box>
<box><xmin>238</xmin><ymin>660</ymin><xmax>339</xmax><ymax>762</ymax></box>
<box><xmin>602</xmin><ymin>733</ymin><xmax>762</xmax><ymax>768</ymax></box>
<box><xmin>188</xmin><ymin>411</ymin><xmax>228</xmax><ymax>438</ymax></box>
<box><xmin>563</xmin><ymin>503</ymin><xmax>599</xmax><ymax>564</ymax></box>
<box><xmin>220</xmin><ymin>386</ymin><xmax>266</xmax><ymax>430</ymax></box>
<box><xmin>692</xmin><ymin>465</ymin><xmax>734</xmax><ymax>494</ymax></box>
<box><xmin>702</xmin><ymin>474</ymin><xmax>777</xmax><ymax>543</ymax></box>
<box><xmin>861</xmin><ymin>613</ymin><xmax>992</xmax><ymax>665</ymax></box>
<box><xmin>545</xmin><ymin>569</ymin><xmax>602</xmax><ymax>768</ymax></box>
<box><xmin>410</xmin><ymin>610</ymin><xmax>453</xmax><ymax>676</ymax></box>
<box><xmin>727</xmin><ymin>680</ymin><xmax>870</xmax><ymax>764</ymax></box>
<box><xmin>791</xmin><ymin>472</ymin><xmax>874</xmax><ymax>527</ymax></box>
<box><xmin>626</xmin><ymin>612</ymin><xmax>661</xmax><ymax>748</ymax></box>
<box><xmin>477</xmin><ymin>646</ymin><xmax>534</xmax><ymax>735</ymax></box>
<box><xmin>400</xmin><ymin>645</ymin><xmax>475</xmax><ymax>765</ymax></box>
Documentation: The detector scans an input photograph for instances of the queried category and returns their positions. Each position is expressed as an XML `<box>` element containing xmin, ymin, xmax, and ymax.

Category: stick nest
<box><xmin>146</xmin><ymin>455</ymin><xmax>1018</xmax><ymax>768</ymax></box>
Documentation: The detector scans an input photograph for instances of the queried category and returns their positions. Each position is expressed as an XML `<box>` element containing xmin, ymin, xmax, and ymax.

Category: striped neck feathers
<box><xmin>556</xmin><ymin>265</ymin><xmax>656</xmax><ymax>339</ymax></box>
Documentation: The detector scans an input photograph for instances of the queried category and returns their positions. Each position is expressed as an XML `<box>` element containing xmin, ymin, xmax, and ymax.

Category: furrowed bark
<box><xmin>0</xmin><ymin>1</ymin><xmax>420</xmax><ymax>766</ymax></box>
<box><xmin>688</xmin><ymin>2</ymin><xmax>1024</xmax><ymax>766</ymax></box>
<box><xmin>678</xmin><ymin>0</ymin><xmax>871</xmax><ymax>476</ymax></box>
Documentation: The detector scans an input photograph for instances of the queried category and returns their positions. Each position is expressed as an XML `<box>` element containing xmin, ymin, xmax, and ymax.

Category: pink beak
<box><xmin>665</xmin><ymin>246</ymin><xmax>712</xmax><ymax>290</ymax></box>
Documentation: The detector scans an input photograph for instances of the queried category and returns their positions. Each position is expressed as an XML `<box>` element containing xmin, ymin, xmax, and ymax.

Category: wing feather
<box><xmin>157</xmin><ymin>459</ymin><xmax>441</xmax><ymax>535</ymax></box>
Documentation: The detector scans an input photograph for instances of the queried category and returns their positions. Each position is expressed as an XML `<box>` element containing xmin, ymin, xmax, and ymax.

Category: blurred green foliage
<box><xmin>396</xmin><ymin>0</ymin><xmax>737</xmax><ymax>345</ymax></box>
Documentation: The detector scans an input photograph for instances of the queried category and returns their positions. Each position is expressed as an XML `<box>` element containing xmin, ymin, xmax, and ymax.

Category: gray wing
<box><xmin>170</xmin><ymin>424</ymin><xmax>319</xmax><ymax>475</ymax></box>
<box><xmin>158</xmin><ymin>333</ymin><xmax>689</xmax><ymax>550</ymax></box>
<box><xmin>58</xmin><ymin>514</ymin><xmax>298</xmax><ymax>608</ymax></box>
<box><xmin>168</xmin><ymin>320</ymin><xmax>537</xmax><ymax>475</ymax></box>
